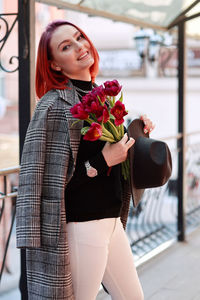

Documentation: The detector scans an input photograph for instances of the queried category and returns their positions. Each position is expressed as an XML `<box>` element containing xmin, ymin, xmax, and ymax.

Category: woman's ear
<box><xmin>50</xmin><ymin>61</ymin><xmax>61</xmax><ymax>72</ymax></box>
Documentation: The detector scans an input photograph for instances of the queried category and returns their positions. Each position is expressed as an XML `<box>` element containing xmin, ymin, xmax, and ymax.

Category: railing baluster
<box><xmin>0</xmin><ymin>166</ymin><xmax>19</xmax><ymax>286</ymax></box>
<box><xmin>0</xmin><ymin>196</ymin><xmax>5</xmax><ymax>223</ymax></box>
<box><xmin>0</xmin><ymin>201</ymin><xmax>16</xmax><ymax>282</ymax></box>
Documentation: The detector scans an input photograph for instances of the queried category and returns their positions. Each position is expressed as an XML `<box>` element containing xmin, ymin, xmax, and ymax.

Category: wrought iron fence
<box><xmin>127</xmin><ymin>185</ymin><xmax>178</xmax><ymax>261</ymax></box>
<box><xmin>185</xmin><ymin>133</ymin><xmax>200</xmax><ymax>229</ymax></box>
<box><xmin>0</xmin><ymin>166</ymin><xmax>19</xmax><ymax>283</ymax></box>
<box><xmin>0</xmin><ymin>13</ymin><xmax>19</xmax><ymax>73</ymax></box>
<box><xmin>126</xmin><ymin>132</ymin><xmax>200</xmax><ymax>262</ymax></box>
<box><xmin>127</xmin><ymin>139</ymin><xmax>178</xmax><ymax>261</ymax></box>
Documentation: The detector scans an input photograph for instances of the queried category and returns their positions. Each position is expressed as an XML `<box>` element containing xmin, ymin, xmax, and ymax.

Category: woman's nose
<box><xmin>75</xmin><ymin>41</ymin><xmax>83</xmax><ymax>51</ymax></box>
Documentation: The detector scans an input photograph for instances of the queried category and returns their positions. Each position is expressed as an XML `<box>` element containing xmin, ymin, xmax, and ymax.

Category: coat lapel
<box><xmin>56</xmin><ymin>81</ymin><xmax>83</xmax><ymax>167</ymax></box>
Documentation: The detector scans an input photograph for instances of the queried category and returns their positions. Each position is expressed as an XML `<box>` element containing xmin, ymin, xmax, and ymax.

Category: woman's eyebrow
<box><xmin>57</xmin><ymin>30</ymin><xmax>80</xmax><ymax>49</ymax></box>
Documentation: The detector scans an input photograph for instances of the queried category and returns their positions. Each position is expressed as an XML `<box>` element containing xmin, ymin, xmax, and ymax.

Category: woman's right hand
<box><xmin>102</xmin><ymin>133</ymin><xmax>135</xmax><ymax>167</ymax></box>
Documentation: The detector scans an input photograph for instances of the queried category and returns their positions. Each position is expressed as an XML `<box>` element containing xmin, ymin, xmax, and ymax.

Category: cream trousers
<box><xmin>66</xmin><ymin>217</ymin><xmax>144</xmax><ymax>300</ymax></box>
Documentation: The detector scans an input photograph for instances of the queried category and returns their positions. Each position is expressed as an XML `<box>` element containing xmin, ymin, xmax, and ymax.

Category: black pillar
<box><xmin>18</xmin><ymin>0</ymin><xmax>31</xmax><ymax>157</ymax></box>
<box><xmin>177</xmin><ymin>21</ymin><xmax>186</xmax><ymax>241</ymax></box>
<box><xmin>18</xmin><ymin>0</ymin><xmax>31</xmax><ymax>298</ymax></box>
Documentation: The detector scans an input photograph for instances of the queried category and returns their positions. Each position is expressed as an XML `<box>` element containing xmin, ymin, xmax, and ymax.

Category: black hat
<box><xmin>128</xmin><ymin>119</ymin><xmax>172</xmax><ymax>207</ymax></box>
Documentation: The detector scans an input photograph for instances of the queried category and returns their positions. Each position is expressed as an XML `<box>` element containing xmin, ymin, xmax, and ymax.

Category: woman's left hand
<box><xmin>140</xmin><ymin>114</ymin><xmax>155</xmax><ymax>134</ymax></box>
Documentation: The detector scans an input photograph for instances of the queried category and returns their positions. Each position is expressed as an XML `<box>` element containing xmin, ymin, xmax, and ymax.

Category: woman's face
<box><xmin>50</xmin><ymin>25</ymin><xmax>94</xmax><ymax>81</ymax></box>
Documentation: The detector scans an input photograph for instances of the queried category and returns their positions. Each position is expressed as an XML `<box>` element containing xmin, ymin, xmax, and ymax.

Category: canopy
<box><xmin>40</xmin><ymin>0</ymin><xmax>200</xmax><ymax>36</ymax></box>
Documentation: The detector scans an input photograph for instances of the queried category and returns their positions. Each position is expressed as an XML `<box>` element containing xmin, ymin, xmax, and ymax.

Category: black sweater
<box><xmin>65</xmin><ymin>79</ymin><xmax>122</xmax><ymax>222</ymax></box>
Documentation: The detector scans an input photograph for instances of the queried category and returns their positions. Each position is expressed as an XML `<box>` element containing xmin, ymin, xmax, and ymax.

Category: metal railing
<box><xmin>127</xmin><ymin>180</ymin><xmax>177</xmax><ymax>260</ymax></box>
<box><xmin>0</xmin><ymin>166</ymin><xmax>19</xmax><ymax>283</ymax></box>
<box><xmin>127</xmin><ymin>131</ymin><xmax>200</xmax><ymax>262</ymax></box>
<box><xmin>185</xmin><ymin>135</ymin><xmax>200</xmax><ymax>229</ymax></box>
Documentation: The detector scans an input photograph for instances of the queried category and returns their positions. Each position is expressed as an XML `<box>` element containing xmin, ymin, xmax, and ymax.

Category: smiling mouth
<box><xmin>78</xmin><ymin>51</ymin><xmax>89</xmax><ymax>60</ymax></box>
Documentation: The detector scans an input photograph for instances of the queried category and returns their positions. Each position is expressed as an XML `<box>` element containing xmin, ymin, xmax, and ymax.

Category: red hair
<box><xmin>35</xmin><ymin>20</ymin><xmax>99</xmax><ymax>99</ymax></box>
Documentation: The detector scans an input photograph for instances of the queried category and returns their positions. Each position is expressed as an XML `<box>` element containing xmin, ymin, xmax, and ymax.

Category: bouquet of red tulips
<box><xmin>70</xmin><ymin>79</ymin><xmax>129</xmax><ymax>180</ymax></box>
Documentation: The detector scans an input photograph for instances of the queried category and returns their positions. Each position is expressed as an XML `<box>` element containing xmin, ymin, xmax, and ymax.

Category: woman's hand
<box><xmin>102</xmin><ymin>133</ymin><xmax>135</xmax><ymax>167</ymax></box>
<box><xmin>140</xmin><ymin>114</ymin><xmax>155</xmax><ymax>134</ymax></box>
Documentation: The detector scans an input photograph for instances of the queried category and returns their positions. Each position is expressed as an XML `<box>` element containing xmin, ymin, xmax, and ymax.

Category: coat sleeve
<box><xmin>16</xmin><ymin>104</ymin><xmax>48</xmax><ymax>248</ymax></box>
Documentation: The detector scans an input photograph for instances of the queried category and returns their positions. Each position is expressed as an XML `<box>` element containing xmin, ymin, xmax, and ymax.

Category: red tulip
<box><xmin>95</xmin><ymin>105</ymin><xmax>109</xmax><ymax>123</ymax></box>
<box><xmin>110</xmin><ymin>100</ymin><xmax>128</xmax><ymax>126</ymax></box>
<box><xmin>91</xmin><ymin>85</ymin><xmax>106</xmax><ymax>103</ymax></box>
<box><xmin>70</xmin><ymin>103</ymin><xmax>89</xmax><ymax>120</ymax></box>
<box><xmin>104</xmin><ymin>80</ymin><xmax>122</xmax><ymax>96</ymax></box>
<box><xmin>83</xmin><ymin>123</ymin><xmax>102</xmax><ymax>141</ymax></box>
<box><xmin>82</xmin><ymin>93</ymin><xmax>101</xmax><ymax>114</ymax></box>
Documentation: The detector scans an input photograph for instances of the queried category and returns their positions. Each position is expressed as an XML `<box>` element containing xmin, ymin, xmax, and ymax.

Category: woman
<box><xmin>16</xmin><ymin>20</ymin><xmax>154</xmax><ymax>300</ymax></box>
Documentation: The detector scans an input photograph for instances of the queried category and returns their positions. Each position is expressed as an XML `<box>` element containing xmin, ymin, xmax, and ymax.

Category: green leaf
<box><xmin>91</xmin><ymin>113</ymin><xmax>97</xmax><ymax>122</ymax></box>
<box><xmin>107</xmin><ymin>96</ymin><xmax>114</xmax><ymax>107</ymax></box>
<box><xmin>97</xmin><ymin>95</ymin><xmax>104</xmax><ymax>106</ymax></box>
<box><xmin>119</xmin><ymin>91</ymin><xmax>123</xmax><ymax>103</ymax></box>
<box><xmin>109</xmin><ymin>114</ymin><xmax>115</xmax><ymax>121</ymax></box>
<box><xmin>81</xmin><ymin>126</ymin><xmax>90</xmax><ymax>135</ymax></box>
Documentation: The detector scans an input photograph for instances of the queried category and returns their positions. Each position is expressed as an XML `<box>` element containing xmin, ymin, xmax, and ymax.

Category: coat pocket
<box><xmin>41</xmin><ymin>198</ymin><xmax>61</xmax><ymax>247</ymax></box>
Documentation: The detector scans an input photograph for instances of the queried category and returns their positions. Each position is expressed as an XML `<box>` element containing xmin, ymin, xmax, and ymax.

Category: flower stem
<box><xmin>102</xmin><ymin>124</ymin><xmax>115</xmax><ymax>139</ymax></box>
<box><xmin>121</xmin><ymin>159</ymin><xmax>130</xmax><ymax>181</ymax></box>
<box><xmin>121</xmin><ymin>124</ymin><xmax>124</xmax><ymax>137</ymax></box>
<box><xmin>107</xmin><ymin>120</ymin><xmax>120</xmax><ymax>140</ymax></box>
<box><xmin>100</xmin><ymin>136</ymin><xmax>115</xmax><ymax>143</ymax></box>
<box><xmin>85</xmin><ymin>118</ymin><xmax>93</xmax><ymax>125</ymax></box>
<box><xmin>107</xmin><ymin>96</ymin><xmax>114</xmax><ymax>108</ymax></box>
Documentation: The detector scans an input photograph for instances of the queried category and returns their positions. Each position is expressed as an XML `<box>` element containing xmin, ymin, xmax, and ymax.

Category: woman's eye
<box><xmin>62</xmin><ymin>45</ymin><xmax>70</xmax><ymax>51</ymax></box>
<box><xmin>77</xmin><ymin>34</ymin><xmax>84</xmax><ymax>41</ymax></box>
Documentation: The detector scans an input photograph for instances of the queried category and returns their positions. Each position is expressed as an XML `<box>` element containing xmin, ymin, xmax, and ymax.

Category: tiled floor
<box><xmin>137</xmin><ymin>227</ymin><xmax>200</xmax><ymax>300</ymax></box>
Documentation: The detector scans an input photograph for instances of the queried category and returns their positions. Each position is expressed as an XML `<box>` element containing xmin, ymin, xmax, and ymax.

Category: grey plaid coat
<box><xmin>16</xmin><ymin>80</ymin><xmax>131</xmax><ymax>300</ymax></box>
